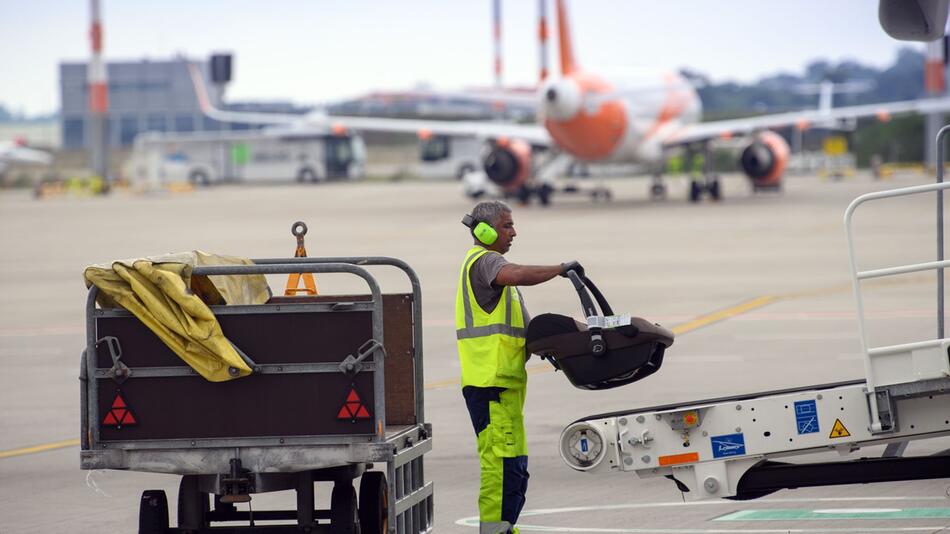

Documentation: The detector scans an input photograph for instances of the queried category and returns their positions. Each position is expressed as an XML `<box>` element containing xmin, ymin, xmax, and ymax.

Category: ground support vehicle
<box><xmin>558</xmin><ymin>127</ymin><xmax>950</xmax><ymax>501</ymax></box>
<box><xmin>130</xmin><ymin>128</ymin><xmax>366</xmax><ymax>187</ymax></box>
<box><xmin>80</xmin><ymin>257</ymin><xmax>432</xmax><ymax>533</ymax></box>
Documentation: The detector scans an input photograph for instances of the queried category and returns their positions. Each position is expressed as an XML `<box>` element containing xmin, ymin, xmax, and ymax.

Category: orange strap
<box><xmin>284</xmin><ymin>231</ymin><xmax>318</xmax><ymax>296</ymax></box>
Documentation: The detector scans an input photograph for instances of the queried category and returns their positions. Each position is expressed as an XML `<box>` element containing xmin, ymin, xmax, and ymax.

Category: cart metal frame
<box><xmin>80</xmin><ymin>256</ymin><xmax>432</xmax><ymax>533</ymax></box>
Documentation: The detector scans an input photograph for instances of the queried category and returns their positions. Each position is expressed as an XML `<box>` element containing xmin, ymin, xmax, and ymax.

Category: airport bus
<box><xmin>416</xmin><ymin>134</ymin><xmax>482</xmax><ymax>180</ymax></box>
<box><xmin>130</xmin><ymin>127</ymin><xmax>366</xmax><ymax>187</ymax></box>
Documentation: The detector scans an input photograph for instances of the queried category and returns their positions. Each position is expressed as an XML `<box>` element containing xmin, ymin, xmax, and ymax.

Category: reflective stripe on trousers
<box><xmin>463</xmin><ymin>386</ymin><xmax>529</xmax><ymax>532</ymax></box>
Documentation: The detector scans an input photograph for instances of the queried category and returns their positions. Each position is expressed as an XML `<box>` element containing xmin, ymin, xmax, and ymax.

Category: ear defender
<box><xmin>461</xmin><ymin>214</ymin><xmax>499</xmax><ymax>246</ymax></box>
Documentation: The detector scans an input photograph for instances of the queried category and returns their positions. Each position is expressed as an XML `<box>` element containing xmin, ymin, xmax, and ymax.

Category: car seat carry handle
<box><xmin>564</xmin><ymin>270</ymin><xmax>615</xmax><ymax>318</ymax></box>
<box><xmin>580</xmin><ymin>275</ymin><xmax>614</xmax><ymax>317</ymax></box>
<box><xmin>565</xmin><ymin>270</ymin><xmax>612</xmax><ymax>356</ymax></box>
<box><xmin>566</xmin><ymin>270</ymin><xmax>598</xmax><ymax>317</ymax></box>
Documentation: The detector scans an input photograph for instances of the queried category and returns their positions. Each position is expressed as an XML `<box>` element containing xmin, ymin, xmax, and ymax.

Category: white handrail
<box><xmin>844</xmin><ymin>179</ymin><xmax>950</xmax><ymax>432</ymax></box>
<box><xmin>857</xmin><ymin>259</ymin><xmax>950</xmax><ymax>280</ymax></box>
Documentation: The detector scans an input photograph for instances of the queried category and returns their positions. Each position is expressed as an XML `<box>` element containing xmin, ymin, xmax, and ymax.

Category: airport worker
<box><xmin>456</xmin><ymin>199</ymin><xmax>582</xmax><ymax>534</ymax></box>
<box><xmin>691</xmin><ymin>151</ymin><xmax>705</xmax><ymax>177</ymax></box>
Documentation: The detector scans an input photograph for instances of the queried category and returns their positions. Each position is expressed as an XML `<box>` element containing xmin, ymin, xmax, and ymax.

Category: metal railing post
<box><xmin>935</xmin><ymin>125</ymin><xmax>950</xmax><ymax>339</ymax></box>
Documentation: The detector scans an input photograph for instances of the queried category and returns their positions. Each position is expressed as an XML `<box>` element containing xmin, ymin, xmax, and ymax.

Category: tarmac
<box><xmin>2</xmin><ymin>171</ymin><xmax>949</xmax><ymax>532</ymax></box>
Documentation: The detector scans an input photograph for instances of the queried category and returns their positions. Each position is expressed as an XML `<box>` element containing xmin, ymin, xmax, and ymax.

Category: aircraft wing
<box><xmin>313</xmin><ymin>115</ymin><xmax>550</xmax><ymax>145</ymax></box>
<box><xmin>662</xmin><ymin>96</ymin><xmax>950</xmax><ymax>146</ymax></box>
<box><xmin>188</xmin><ymin>62</ymin><xmax>550</xmax><ymax>145</ymax></box>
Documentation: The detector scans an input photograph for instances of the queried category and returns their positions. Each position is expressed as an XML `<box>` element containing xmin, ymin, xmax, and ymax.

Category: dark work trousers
<box><xmin>463</xmin><ymin>385</ymin><xmax>529</xmax><ymax>534</ymax></box>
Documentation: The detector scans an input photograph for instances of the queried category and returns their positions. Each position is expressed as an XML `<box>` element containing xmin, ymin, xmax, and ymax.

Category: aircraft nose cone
<box><xmin>546</xmin><ymin>88</ymin><xmax>558</xmax><ymax>103</ymax></box>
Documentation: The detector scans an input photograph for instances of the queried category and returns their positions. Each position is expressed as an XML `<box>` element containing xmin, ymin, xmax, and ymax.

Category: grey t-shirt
<box><xmin>470</xmin><ymin>251</ymin><xmax>509</xmax><ymax>313</ymax></box>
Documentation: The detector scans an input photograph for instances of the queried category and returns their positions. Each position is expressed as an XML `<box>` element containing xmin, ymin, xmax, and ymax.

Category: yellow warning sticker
<box><xmin>829</xmin><ymin>418</ymin><xmax>851</xmax><ymax>438</ymax></box>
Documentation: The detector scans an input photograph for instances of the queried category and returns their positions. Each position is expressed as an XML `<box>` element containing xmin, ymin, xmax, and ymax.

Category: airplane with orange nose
<box><xmin>189</xmin><ymin>0</ymin><xmax>950</xmax><ymax>205</ymax></box>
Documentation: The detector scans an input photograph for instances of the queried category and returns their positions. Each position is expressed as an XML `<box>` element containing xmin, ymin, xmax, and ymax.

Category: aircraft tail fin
<box><xmin>556</xmin><ymin>0</ymin><xmax>578</xmax><ymax>75</ymax></box>
<box><xmin>538</xmin><ymin>0</ymin><xmax>550</xmax><ymax>81</ymax></box>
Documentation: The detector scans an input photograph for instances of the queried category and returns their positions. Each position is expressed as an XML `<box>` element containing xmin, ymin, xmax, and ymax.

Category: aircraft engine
<box><xmin>540</xmin><ymin>78</ymin><xmax>582</xmax><ymax>121</ymax></box>
<box><xmin>482</xmin><ymin>138</ymin><xmax>532</xmax><ymax>191</ymax></box>
<box><xmin>739</xmin><ymin>131</ymin><xmax>789</xmax><ymax>188</ymax></box>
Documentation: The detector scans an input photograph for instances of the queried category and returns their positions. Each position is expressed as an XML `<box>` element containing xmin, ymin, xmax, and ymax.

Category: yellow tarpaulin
<box><xmin>84</xmin><ymin>251</ymin><xmax>271</xmax><ymax>382</ymax></box>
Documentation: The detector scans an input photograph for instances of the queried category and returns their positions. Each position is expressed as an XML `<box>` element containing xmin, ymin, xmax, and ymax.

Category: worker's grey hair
<box><xmin>471</xmin><ymin>200</ymin><xmax>512</xmax><ymax>227</ymax></box>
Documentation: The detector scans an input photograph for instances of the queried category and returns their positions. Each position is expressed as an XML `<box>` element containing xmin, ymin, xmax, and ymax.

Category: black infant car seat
<box><xmin>526</xmin><ymin>270</ymin><xmax>674</xmax><ymax>390</ymax></box>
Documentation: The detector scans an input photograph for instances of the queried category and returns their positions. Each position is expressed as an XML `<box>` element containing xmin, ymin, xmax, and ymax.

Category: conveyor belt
<box><xmin>573</xmin><ymin>378</ymin><xmax>867</xmax><ymax>424</ymax></box>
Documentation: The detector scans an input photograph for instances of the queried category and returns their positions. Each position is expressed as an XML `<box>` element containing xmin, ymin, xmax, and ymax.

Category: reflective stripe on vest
<box><xmin>456</xmin><ymin>247</ymin><xmax>526</xmax><ymax>340</ymax></box>
<box><xmin>456</xmin><ymin>246</ymin><xmax>528</xmax><ymax>389</ymax></box>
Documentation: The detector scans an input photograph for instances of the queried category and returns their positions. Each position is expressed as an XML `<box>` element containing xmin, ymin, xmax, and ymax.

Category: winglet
<box><xmin>556</xmin><ymin>0</ymin><xmax>578</xmax><ymax>75</ymax></box>
<box><xmin>186</xmin><ymin>61</ymin><xmax>299</xmax><ymax>126</ymax></box>
<box><xmin>187</xmin><ymin>62</ymin><xmax>214</xmax><ymax>114</ymax></box>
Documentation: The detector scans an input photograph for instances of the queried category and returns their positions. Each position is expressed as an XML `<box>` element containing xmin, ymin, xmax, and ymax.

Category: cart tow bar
<box><xmin>220</xmin><ymin>458</ymin><xmax>253</xmax><ymax>504</ymax></box>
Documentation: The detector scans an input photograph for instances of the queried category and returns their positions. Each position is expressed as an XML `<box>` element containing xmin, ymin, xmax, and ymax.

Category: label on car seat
<box><xmin>602</xmin><ymin>313</ymin><xmax>631</xmax><ymax>328</ymax></box>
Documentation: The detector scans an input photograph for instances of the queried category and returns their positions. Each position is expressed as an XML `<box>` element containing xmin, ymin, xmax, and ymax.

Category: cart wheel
<box><xmin>358</xmin><ymin>472</ymin><xmax>389</xmax><ymax>534</ymax></box>
<box><xmin>330</xmin><ymin>483</ymin><xmax>361</xmax><ymax>534</ymax></box>
<box><xmin>139</xmin><ymin>490</ymin><xmax>169</xmax><ymax>534</ymax></box>
<box><xmin>177</xmin><ymin>476</ymin><xmax>210</xmax><ymax>531</ymax></box>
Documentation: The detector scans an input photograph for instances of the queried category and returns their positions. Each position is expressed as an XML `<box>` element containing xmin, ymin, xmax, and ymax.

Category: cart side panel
<box><xmin>268</xmin><ymin>293</ymin><xmax>417</xmax><ymax>425</ymax></box>
<box><xmin>97</xmin><ymin>372</ymin><xmax>376</xmax><ymax>440</ymax></box>
<box><xmin>94</xmin><ymin>308</ymin><xmax>378</xmax><ymax>441</ymax></box>
<box><xmin>95</xmin><ymin>311</ymin><xmax>373</xmax><ymax>367</ymax></box>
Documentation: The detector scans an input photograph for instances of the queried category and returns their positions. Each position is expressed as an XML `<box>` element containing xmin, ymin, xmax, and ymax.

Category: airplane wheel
<box><xmin>538</xmin><ymin>184</ymin><xmax>554</xmax><ymax>206</ymax></box>
<box><xmin>689</xmin><ymin>180</ymin><xmax>703</xmax><ymax>203</ymax></box>
<box><xmin>516</xmin><ymin>186</ymin><xmax>532</xmax><ymax>205</ymax></box>
<box><xmin>708</xmin><ymin>179</ymin><xmax>721</xmax><ymax>201</ymax></box>
<box><xmin>650</xmin><ymin>182</ymin><xmax>667</xmax><ymax>199</ymax></box>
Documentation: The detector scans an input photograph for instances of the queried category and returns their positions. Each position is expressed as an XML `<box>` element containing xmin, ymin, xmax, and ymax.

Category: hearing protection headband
<box><xmin>461</xmin><ymin>213</ymin><xmax>498</xmax><ymax>246</ymax></box>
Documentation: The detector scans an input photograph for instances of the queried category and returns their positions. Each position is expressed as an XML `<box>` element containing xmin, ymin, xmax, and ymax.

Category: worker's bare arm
<box><xmin>495</xmin><ymin>263</ymin><xmax>563</xmax><ymax>286</ymax></box>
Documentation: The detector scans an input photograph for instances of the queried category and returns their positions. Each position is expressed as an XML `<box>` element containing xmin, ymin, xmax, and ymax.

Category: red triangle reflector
<box><xmin>103</xmin><ymin>412</ymin><xmax>118</xmax><ymax>425</ymax></box>
<box><xmin>337</xmin><ymin>405</ymin><xmax>353</xmax><ymax>419</ymax></box>
<box><xmin>112</xmin><ymin>395</ymin><xmax>127</xmax><ymax>409</ymax></box>
<box><xmin>356</xmin><ymin>406</ymin><xmax>370</xmax><ymax>419</ymax></box>
<box><xmin>113</xmin><ymin>408</ymin><xmax>127</xmax><ymax>420</ymax></box>
<box><xmin>122</xmin><ymin>411</ymin><xmax>137</xmax><ymax>425</ymax></box>
<box><xmin>347</xmin><ymin>390</ymin><xmax>361</xmax><ymax>403</ymax></box>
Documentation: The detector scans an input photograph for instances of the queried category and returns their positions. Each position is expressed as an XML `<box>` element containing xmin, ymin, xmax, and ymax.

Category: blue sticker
<box><xmin>711</xmin><ymin>433</ymin><xmax>746</xmax><ymax>458</ymax></box>
<box><xmin>794</xmin><ymin>399</ymin><xmax>820</xmax><ymax>434</ymax></box>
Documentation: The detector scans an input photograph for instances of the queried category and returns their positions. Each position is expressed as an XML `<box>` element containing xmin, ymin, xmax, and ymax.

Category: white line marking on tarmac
<box><xmin>813</xmin><ymin>508</ymin><xmax>902</xmax><ymax>514</ymax></box>
<box><xmin>455</xmin><ymin>496</ymin><xmax>949</xmax><ymax>533</ymax></box>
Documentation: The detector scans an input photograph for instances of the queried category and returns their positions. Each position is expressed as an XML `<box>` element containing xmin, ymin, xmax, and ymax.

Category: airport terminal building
<box><xmin>58</xmin><ymin>56</ymin><xmax>307</xmax><ymax>149</ymax></box>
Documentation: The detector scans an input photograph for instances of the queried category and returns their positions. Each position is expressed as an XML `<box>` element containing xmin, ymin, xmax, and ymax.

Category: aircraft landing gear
<box><xmin>687</xmin><ymin>141</ymin><xmax>722</xmax><ymax>203</ymax></box>
<box><xmin>688</xmin><ymin>175</ymin><xmax>722</xmax><ymax>203</ymax></box>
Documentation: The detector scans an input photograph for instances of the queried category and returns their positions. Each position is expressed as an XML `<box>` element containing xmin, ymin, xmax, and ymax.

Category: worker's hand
<box><xmin>560</xmin><ymin>261</ymin><xmax>585</xmax><ymax>278</ymax></box>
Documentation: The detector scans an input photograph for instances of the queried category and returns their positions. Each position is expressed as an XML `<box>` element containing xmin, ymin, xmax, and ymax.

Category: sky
<box><xmin>0</xmin><ymin>0</ymin><xmax>918</xmax><ymax>116</ymax></box>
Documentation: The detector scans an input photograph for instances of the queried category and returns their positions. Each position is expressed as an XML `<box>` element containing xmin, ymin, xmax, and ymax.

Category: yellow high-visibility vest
<box><xmin>455</xmin><ymin>246</ymin><xmax>527</xmax><ymax>389</ymax></box>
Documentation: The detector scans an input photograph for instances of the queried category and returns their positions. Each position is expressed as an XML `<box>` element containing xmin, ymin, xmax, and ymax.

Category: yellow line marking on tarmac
<box><xmin>0</xmin><ymin>438</ymin><xmax>80</xmax><ymax>459</ymax></box>
<box><xmin>669</xmin><ymin>295</ymin><xmax>779</xmax><ymax>335</ymax></box>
